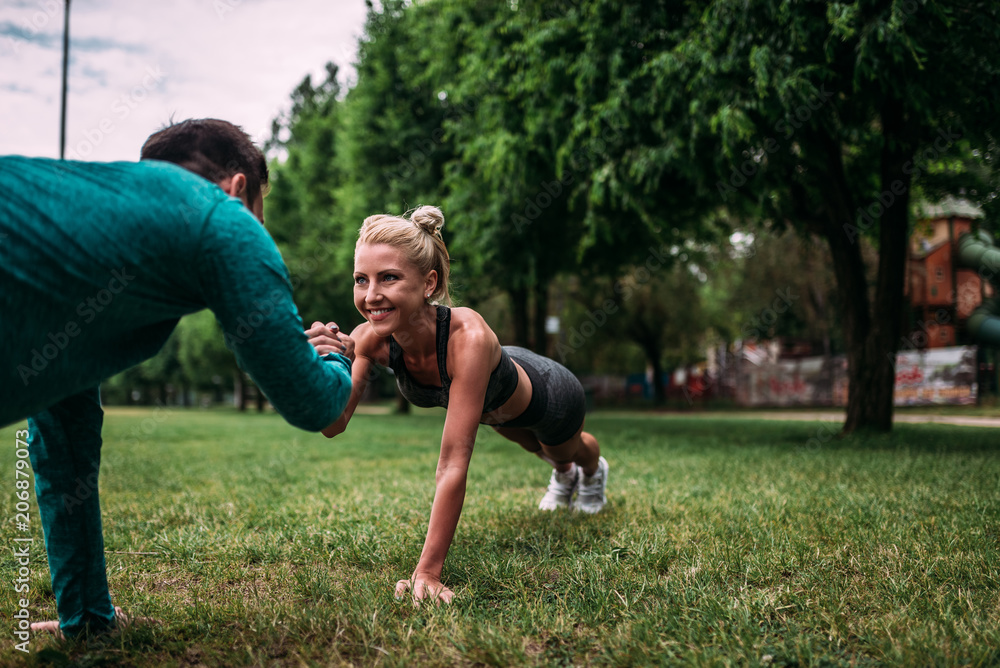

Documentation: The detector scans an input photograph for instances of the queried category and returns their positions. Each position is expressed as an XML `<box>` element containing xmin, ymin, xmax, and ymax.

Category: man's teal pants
<box><xmin>28</xmin><ymin>387</ymin><xmax>117</xmax><ymax>636</ymax></box>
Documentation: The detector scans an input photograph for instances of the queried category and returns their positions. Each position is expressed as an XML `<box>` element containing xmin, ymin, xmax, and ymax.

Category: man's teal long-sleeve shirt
<box><xmin>0</xmin><ymin>156</ymin><xmax>351</xmax><ymax>429</ymax></box>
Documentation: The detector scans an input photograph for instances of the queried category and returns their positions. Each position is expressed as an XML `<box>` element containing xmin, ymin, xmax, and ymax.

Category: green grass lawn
<box><xmin>1</xmin><ymin>409</ymin><xmax>998</xmax><ymax>667</ymax></box>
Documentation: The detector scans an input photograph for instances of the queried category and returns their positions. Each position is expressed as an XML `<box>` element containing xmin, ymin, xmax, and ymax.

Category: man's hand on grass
<box><xmin>395</xmin><ymin>572</ymin><xmax>454</xmax><ymax>605</ymax></box>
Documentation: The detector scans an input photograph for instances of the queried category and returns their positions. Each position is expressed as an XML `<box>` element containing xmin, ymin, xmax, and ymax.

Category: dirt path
<box><xmin>682</xmin><ymin>411</ymin><xmax>1000</xmax><ymax>428</ymax></box>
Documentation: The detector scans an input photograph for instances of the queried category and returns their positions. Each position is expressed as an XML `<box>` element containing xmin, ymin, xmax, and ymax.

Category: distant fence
<box><xmin>890</xmin><ymin>346</ymin><xmax>979</xmax><ymax>406</ymax></box>
<box><xmin>588</xmin><ymin>345</ymin><xmax>982</xmax><ymax>408</ymax></box>
<box><xmin>723</xmin><ymin>345</ymin><xmax>978</xmax><ymax>407</ymax></box>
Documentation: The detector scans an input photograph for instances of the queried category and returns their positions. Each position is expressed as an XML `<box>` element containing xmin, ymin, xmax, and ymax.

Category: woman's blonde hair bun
<box><xmin>409</xmin><ymin>205</ymin><xmax>445</xmax><ymax>237</ymax></box>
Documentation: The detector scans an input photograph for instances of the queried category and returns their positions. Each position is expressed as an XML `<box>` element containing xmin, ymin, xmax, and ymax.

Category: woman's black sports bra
<box><xmin>387</xmin><ymin>305</ymin><xmax>518</xmax><ymax>413</ymax></box>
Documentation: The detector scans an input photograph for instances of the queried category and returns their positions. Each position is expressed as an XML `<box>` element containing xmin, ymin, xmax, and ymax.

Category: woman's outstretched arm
<box><xmin>321</xmin><ymin>355</ymin><xmax>371</xmax><ymax>437</ymax></box>
<box><xmin>396</xmin><ymin>328</ymin><xmax>495</xmax><ymax>604</ymax></box>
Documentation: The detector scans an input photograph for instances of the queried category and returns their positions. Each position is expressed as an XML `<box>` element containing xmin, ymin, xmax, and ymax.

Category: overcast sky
<box><xmin>0</xmin><ymin>0</ymin><xmax>368</xmax><ymax>162</ymax></box>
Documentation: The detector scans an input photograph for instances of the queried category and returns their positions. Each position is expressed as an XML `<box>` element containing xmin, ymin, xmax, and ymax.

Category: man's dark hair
<box><xmin>140</xmin><ymin>118</ymin><xmax>270</xmax><ymax>205</ymax></box>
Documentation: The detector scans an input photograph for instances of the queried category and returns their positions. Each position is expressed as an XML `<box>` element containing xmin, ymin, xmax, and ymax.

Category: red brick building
<box><xmin>905</xmin><ymin>198</ymin><xmax>993</xmax><ymax>348</ymax></box>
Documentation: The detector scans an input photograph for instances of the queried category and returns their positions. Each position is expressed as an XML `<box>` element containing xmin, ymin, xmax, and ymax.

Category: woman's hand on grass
<box><xmin>395</xmin><ymin>573</ymin><xmax>454</xmax><ymax>605</ymax></box>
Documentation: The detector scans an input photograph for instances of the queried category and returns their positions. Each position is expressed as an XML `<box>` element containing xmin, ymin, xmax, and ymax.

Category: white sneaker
<box><xmin>573</xmin><ymin>456</ymin><xmax>608</xmax><ymax>514</ymax></box>
<box><xmin>538</xmin><ymin>464</ymin><xmax>580</xmax><ymax>511</ymax></box>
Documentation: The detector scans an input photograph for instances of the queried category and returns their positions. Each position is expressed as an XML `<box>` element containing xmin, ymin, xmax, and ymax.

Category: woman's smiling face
<box><xmin>354</xmin><ymin>243</ymin><xmax>436</xmax><ymax>335</ymax></box>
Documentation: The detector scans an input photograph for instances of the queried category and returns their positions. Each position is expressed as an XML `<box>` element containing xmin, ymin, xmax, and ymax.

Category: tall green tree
<box><xmin>522</xmin><ymin>0</ymin><xmax>736</xmax><ymax>285</ymax></box>
<box><xmin>609</xmin><ymin>0</ymin><xmax>1000</xmax><ymax>432</ymax></box>
<box><xmin>336</xmin><ymin>0</ymin><xmax>460</xmax><ymax>249</ymax></box>
<box><xmin>265</xmin><ymin>62</ymin><xmax>356</xmax><ymax>328</ymax></box>
<box><xmin>440</xmin><ymin>0</ymin><xmax>722</xmax><ymax>348</ymax></box>
<box><xmin>439</xmin><ymin>0</ymin><xmax>587</xmax><ymax>348</ymax></box>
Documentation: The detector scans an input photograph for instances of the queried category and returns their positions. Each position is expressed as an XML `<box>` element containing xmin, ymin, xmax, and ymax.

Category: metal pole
<box><xmin>59</xmin><ymin>0</ymin><xmax>70</xmax><ymax>159</ymax></box>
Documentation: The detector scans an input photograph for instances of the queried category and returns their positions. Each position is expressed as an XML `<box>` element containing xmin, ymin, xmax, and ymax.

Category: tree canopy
<box><xmin>114</xmin><ymin>0</ymin><xmax>999</xmax><ymax>428</ymax></box>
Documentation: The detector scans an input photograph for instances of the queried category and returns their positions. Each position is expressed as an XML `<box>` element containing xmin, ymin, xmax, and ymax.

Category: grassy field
<box><xmin>0</xmin><ymin>408</ymin><xmax>998</xmax><ymax>667</ymax></box>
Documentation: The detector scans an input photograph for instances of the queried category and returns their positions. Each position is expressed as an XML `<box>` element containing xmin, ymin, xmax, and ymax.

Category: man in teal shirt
<box><xmin>0</xmin><ymin>119</ymin><xmax>352</xmax><ymax>637</ymax></box>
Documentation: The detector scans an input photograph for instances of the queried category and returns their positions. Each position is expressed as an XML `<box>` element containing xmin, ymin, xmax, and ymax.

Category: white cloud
<box><xmin>0</xmin><ymin>0</ymin><xmax>367</xmax><ymax>161</ymax></box>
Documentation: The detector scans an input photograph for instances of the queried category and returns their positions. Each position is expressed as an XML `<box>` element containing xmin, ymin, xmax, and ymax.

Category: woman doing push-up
<box><xmin>306</xmin><ymin>206</ymin><xmax>608</xmax><ymax>603</ymax></box>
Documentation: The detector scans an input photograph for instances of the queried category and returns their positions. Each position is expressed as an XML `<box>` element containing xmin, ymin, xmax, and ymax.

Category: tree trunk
<box><xmin>650</xmin><ymin>355</ymin><xmax>667</xmax><ymax>406</ymax></box>
<box><xmin>234</xmin><ymin>369</ymin><xmax>247</xmax><ymax>411</ymax></box>
<box><xmin>825</xmin><ymin>222</ymin><xmax>879</xmax><ymax>432</ymax></box>
<box><xmin>510</xmin><ymin>285</ymin><xmax>530</xmax><ymax>348</ymax></box>
<box><xmin>255</xmin><ymin>384</ymin><xmax>265</xmax><ymax>412</ymax></box>
<box><xmin>844</xmin><ymin>101</ymin><xmax>912</xmax><ymax>433</ymax></box>
<box><xmin>649</xmin><ymin>350</ymin><xmax>666</xmax><ymax>405</ymax></box>
<box><xmin>532</xmin><ymin>281</ymin><xmax>549</xmax><ymax>355</ymax></box>
<box><xmin>816</xmin><ymin>102</ymin><xmax>912</xmax><ymax>434</ymax></box>
<box><xmin>635</xmin><ymin>340</ymin><xmax>666</xmax><ymax>405</ymax></box>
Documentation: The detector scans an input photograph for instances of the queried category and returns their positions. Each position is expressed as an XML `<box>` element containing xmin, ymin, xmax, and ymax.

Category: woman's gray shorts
<box><xmin>495</xmin><ymin>346</ymin><xmax>586</xmax><ymax>446</ymax></box>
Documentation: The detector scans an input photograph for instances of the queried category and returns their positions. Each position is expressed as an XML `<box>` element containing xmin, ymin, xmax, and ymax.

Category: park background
<box><xmin>2</xmin><ymin>0</ymin><xmax>1000</xmax><ymax>666</ymax></box>
<box><xmin>81</xmin><ymin>0</ymin><xmax>1000</xmax><ymax>434</ymax></box>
